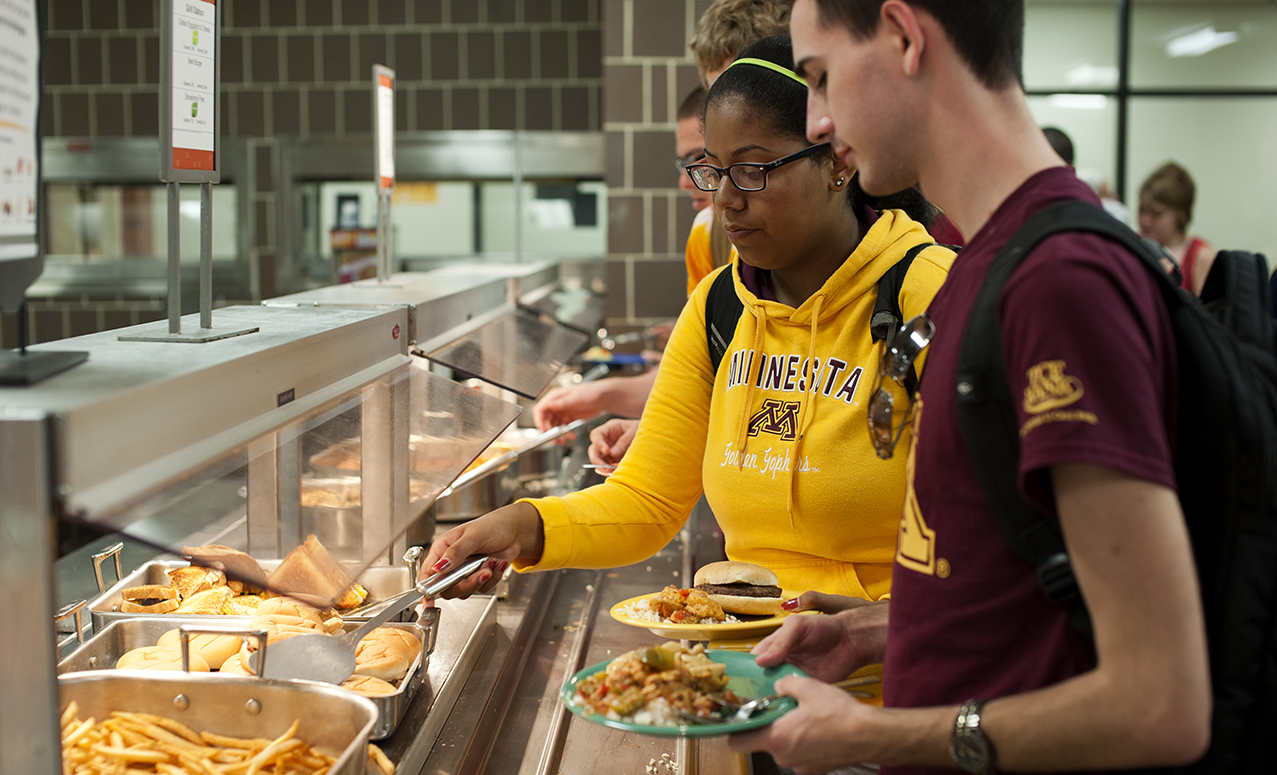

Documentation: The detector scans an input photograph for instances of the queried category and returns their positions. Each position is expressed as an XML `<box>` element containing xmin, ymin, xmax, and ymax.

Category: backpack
<box><xmin>956</xmin><ymin>198</ymin><xmax>1277</xmax><ymax>774</ymax></box>
<box><xmin>704</xmin><ymin>242</ymin><xmax>935</xmax><ymax>391</ymax></box>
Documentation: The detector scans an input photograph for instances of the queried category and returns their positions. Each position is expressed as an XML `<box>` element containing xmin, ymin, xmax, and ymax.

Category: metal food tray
<box><xmin>59</xmin><ymin>671</ymin><xmax>378</xmax><ymax>775</ymax></box>
<box><xmin>87</xmin><ymin>543</ymin><xmax>425</xmax><ymax>632</ymax></box>
<box><xmin>58</xmin><ymin>611</ymin><xmax>439</xmax><ymax>740</ymax></box>
<box><xmin>432</xmin><ymin>420</ymin><xmax>582</xmax><ymax>522</ymax></box>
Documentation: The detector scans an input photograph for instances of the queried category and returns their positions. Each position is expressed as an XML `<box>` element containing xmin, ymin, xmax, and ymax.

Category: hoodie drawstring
<box><xmin>734</xmin><ymin>304</ymin><xmax>768</xmax><ymax>468</ymax></box>
<box><xmin>787</xmin><ymin>293</ymin><xmax>824</xmax><ymax>526</ymax></box>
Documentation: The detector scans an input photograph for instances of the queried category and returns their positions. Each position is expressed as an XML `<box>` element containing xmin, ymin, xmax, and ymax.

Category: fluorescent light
<box><xmin>1066</xmin><ymin>64</ymin><xmax>1118</xmax><ymax>87</ymax></box>
<box><xmin>1166</xmin><ymin>26</ymin><xmax>1239</xmax><ymax>58</ymax></box>
<box><xmin>1049</xmin><ymin>94</ymin><xmax>1109</xmax><ymax>110</ymax></box>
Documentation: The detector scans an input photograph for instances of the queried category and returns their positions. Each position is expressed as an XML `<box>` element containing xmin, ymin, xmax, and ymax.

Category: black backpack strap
<box><xmin>705</xmin><ymin>265</ymin><xmax>744</xmax><ymax>374</ymax></box>
<box><xmin>1201</xmin><ymin>249</ymin><xmax>1276</xmax><ymax>351</ymax></box>
<box><xmin>956</xmin><ymin>199</ymin><xmax>1169</xmax><ymax>646</ymax></box>
<box><xmin>871</xmin><ymin>242</ymin><xmax>933</xmax><ymax>396</ymax></box>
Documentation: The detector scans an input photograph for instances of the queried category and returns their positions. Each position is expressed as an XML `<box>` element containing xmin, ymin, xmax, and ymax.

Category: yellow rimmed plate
<box><xmin>610</xmin><ymin>592</ymin><xmax>810</xmax><ymax>641</ymax></box>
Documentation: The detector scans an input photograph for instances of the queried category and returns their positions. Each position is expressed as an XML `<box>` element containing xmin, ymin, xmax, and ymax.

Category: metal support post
<box><xmin>200</xmin><ymin>180</ymin><xmax>213</xmax><ymax>330</ymax></box>
<box><xmin>167</xmin><ymin>181</ymin><xmax>182</xmax><ymax>334</ymax></box>
<box><xmin>0</xmin><ymin>412</ymin><xmax>61</xmax><ymax>775</ymax></box>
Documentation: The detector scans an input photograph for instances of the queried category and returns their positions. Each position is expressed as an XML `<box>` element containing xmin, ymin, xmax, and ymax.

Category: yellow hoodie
<box><xmin>521</xmin><ymin>210</ymin><xmax>954</xmax><ymax>601</ymax></box>
<box><xmin>686</xmin><ymin>206</ymin><xmax>724</xmax><ymax>295</ymax></box>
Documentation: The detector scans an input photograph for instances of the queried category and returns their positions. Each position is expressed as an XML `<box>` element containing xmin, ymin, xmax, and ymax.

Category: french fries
<box><xmin>58</xmin><ymin>701</ymin><xmax>387</xmax><ymax>775</ymax></box>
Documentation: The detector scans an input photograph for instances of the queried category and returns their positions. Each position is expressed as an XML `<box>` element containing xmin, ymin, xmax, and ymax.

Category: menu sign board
<box><xmin>374</xmin><ymin>65</ymin><xmax>394</xmax><ymax>191</ymax></box>
<box><xmin>0</xmin><ymin>0</ymin><xmax>38</xmax><ymax>261</ymax></box>
<box><xmin>161</xmin><ymin>0</ymin><xmax>218</xmax><ymax>182</ymax></box>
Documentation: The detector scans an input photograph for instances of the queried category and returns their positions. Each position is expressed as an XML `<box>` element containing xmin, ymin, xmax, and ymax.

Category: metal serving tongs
<box><xmin>250</xmin><ymin>555</ymin><xmax>489</xmax><ymax>684</ymax></box>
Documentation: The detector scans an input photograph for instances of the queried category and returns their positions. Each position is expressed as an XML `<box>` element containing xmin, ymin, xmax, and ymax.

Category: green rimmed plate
<box><xmin>560</xmin><ymin>649</ymin><xmax>806</xmax><ymax>737</ymax></box>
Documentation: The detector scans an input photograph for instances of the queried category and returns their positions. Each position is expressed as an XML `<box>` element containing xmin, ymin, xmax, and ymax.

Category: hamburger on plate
<box><xmin>693</xmin><ymin>561</ymin><xmax>783</xmax><ymax>616</ymax></box>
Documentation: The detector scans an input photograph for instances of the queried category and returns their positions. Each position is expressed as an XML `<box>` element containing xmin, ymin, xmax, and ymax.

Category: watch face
<box><xmin>952</xmin><ymin>734</ymin><xmax>991</xmax><ymax>771</ymax></box>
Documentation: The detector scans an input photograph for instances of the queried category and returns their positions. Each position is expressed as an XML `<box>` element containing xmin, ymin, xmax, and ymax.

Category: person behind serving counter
<box><xmin>422</xmin><ymin>35</ymin><xmax>954</xmax><ymax>607</ymax></box>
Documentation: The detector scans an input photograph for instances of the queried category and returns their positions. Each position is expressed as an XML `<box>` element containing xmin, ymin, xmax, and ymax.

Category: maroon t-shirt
<box><xmin>881</xmin><ymin>168</ymin><xmax>1177</xmax><ymax>775</ymax></box>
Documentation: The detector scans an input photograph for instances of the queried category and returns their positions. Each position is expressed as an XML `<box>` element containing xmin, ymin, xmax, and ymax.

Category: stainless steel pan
<box><xmin>87</xmin><ymin>543</ymin><xmax>426</xmax><ymax>631</ymax></box>
<box><xmin>59</xmin><ymin>671</ymin><xmax>378</xmax><ymax>775</ymax></box>
<box><xmin>58</xmin><ymin>611</ymin><xmax>438</xmax><ymax>740</ymax></box>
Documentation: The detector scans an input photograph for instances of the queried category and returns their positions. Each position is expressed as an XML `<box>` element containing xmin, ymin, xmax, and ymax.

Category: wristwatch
<box><xmin>949</xmin><ymin>699</ymin><xmax>998</xmax><ymax>774</ymax></box>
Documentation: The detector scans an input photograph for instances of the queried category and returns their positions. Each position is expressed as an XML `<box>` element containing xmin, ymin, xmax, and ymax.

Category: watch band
<box><xmin>950</xmin><ymin>698</ymin><xmax>998</xmax><ymax>774</ymax></box>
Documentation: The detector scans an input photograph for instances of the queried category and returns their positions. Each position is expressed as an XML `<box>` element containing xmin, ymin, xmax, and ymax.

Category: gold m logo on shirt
<box><xmin>1023</xmin><ymin>360</ymin><xmax>1085</xmax><ymax>414</ymax></box>
<box><xmin>747</xmin><ymin>399</ymin><xmax>801</xmax><ymax>441</ymax></box>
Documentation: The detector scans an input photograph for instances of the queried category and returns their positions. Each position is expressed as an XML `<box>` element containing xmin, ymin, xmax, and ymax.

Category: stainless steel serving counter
<box><xmin>52</xmin><ymin>497</ymin><xmax>739</xmax><ymax>775</ymax></box>
<box><xmin>375</xmin><ymin>497</ymin><xmax>738</xmax><ymax>775</ymax></box>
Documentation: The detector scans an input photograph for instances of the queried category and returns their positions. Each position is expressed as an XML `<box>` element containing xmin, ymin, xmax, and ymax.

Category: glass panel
<box><xmin>42</xmin><ymin>183</ymin><xmax>238</xmax><ymax>264</ymax></box>
<box><xmin>308</xmin><ymin>180</ymin><xmax>478</xmax><ymax>283</ymax></box>
<box><xmin>1131</xmin><ymin>1</ymin><xmax>1277</xmax><ymax>89</ymax></box>
<box><xmin>479</xmin><ymin>180</ymin><xmax>606</xmax><ymax>259</ymax></box>
<box><xmin>1025</xmin><ymin>1</ymin><xmax>1119</xmax><ymax>92</ymax></box>
<box><xmin>426</xmin><ymin>310</ymin><xmax>590</xmax><ymax>399</ymax></box>
<box><xmin>1025</xmin><ymin>95</ymin><xmax>1128</xmax><ymax>222</ymax></box>
<box><xmin>525</xmin><ymin>287</ymin><xmax>608</xmax><ymax>333</ymax></box>
<box><xmin>1128</xmin><ymin>96</ymin><xmax>1277</xmax><ymax>267</ymax></box>
<box><xmin>67</xmin><ymin>358</ymin><xmax>523</xmax><ymax>611</ymax></box>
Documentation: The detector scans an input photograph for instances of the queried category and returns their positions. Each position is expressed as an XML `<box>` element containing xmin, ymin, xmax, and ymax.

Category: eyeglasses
<box><xmin>685</xmin><ymin>143</ymin><xmax>831</xmax><ymax>192</ymax></box>
<box><xmin>867</xmin><ymin>314</ymin><xmax>935</xmax><ymax>460</ymax></box>
<box><xmin>675</xmin><ymin>150</ymin><xmax>705</xmax><ymax>172</ymax></box>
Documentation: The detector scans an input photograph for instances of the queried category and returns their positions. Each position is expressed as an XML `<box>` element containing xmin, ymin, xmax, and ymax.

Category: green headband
<box><xmin>727</xmin><ymin>57</ymin><xmax>808</xmax><ymax>87</ymax></box>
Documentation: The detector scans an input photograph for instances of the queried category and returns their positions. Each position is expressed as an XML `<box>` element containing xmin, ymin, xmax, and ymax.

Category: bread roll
<box><xmin>218</xmin><ymin>653</ymin><xmax>254</xmax><ymax>676</ymax></box>
<box><xmin>224</xmin><ymin>595</ymin><xmax>264</xmax><ymax>616</ymax></box>
<box><xmin>255</xmin><ymin>597</ymin><xmax>329</xmax><ymax>627</ymax></box>
<box><xmin>156</xmin><ymin>629</ymin><xmax>242</xmax><ymax>670</ymax></box>
<box><xmin>235</xmin><ymin>625</ymin><xmax>312</xmax><ymax>676</ymax></box>
<box><xmin>116</xmin><ymin>646</ymin><xmax>209</xmax><ymax>672</ymax></box>
<box><xmin>353</xmin><ymin>627</ymin><xmax>422</xmax><ymax>682</ymax></box>
<box><xmin>340</xmin><ymin>675</ymin><xmax>399</xmax><ymax>697</ymax></box>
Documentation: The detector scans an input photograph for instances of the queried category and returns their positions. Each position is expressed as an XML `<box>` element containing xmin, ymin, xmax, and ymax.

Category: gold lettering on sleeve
<box><xmin>895</xmin><ymin>401</ymin><xmax>938</xmax><ymax>576</ymax></box>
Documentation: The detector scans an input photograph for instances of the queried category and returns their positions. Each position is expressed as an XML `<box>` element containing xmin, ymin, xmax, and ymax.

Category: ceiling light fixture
<box><xmin>1166</xmin><ymin>26</ymin><xmax>1239</xmax><ymax>58</ymax></box>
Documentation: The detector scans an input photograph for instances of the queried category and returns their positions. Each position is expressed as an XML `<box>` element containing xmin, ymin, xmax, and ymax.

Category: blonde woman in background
<box><xmin>1138</xmin><ymin>161</ymin><xmax>1216</xmax><ymax>295</ymax></box>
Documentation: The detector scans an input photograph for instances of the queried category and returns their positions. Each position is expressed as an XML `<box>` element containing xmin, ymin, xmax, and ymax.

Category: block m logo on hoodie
<box><xmin>747</xmin><ymin>399</ymin><xmax>801</xmax><ymax>441</ymax></box>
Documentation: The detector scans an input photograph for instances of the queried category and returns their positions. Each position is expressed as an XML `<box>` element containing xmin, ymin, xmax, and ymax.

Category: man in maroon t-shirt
<box><xmin>729</xmin><ymin>2</ymin><xmax>1211</xmax><ymax>774</ymax></box>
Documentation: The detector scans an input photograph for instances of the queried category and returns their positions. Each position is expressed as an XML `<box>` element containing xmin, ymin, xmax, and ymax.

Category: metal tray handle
<box><xmin>402</xmin><ymin>546</ymin><xmax>424</xmax><ymax>583</ymax></box>
<box><xmin>418</xmin><ymin>606</ymin><xmax>440</xmax><ymax>656</ymax></box>
<box><xmin>178</xmin><ymin>624</ymin><xmax>269</xmax><ymax>677</ymax></box>
<box><xmin>54</xmin><ymin>600</ymin><xmax>87</xmax><ymax>653</ymax></box>
<box><xmin>90</xmin><ymin>542</ymin><xmax>125</xmax><ymax>594</ymax></box>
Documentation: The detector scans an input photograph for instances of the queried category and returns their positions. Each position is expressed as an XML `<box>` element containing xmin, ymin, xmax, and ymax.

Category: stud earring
<box><xmin>837</xmin><ymin>177</ymin><xmax>845</xmax><ymax>186</ymax></box>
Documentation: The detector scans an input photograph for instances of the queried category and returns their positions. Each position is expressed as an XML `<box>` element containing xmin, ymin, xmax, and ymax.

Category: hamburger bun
<box><xmin>354</xmin><ymin>627</ymin><xmax>422</xmax><ymax>682</ymax></box>
<box><xmin>341</xmin><ymin>675</ymin><xmax>399</xmax><ymax>697</ymax></box>
<box><xmin>693</xmin><ymin>561</ymin><xmax>784</xmax><ymax>616</ymax></box>
<box><xmin>218</xmin><ymin>653</ymin><xmax>254</xmax><ymax>676</ymax></box>
<box><xmin>156</xmin><ymin>629</ymin><xmax>243</xmax><ymax>670</ymax></box>
<box><xmin>116</xmin><ymin>646</ymin><xmax>209</xmax><ymax>672</ymax></box>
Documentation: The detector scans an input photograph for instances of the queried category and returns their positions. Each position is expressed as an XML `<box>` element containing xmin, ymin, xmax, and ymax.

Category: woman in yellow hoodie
<box><xmin>423</xmin><ymin>35</ymin><xmax>954</xmax><ymax>604</ymax></box>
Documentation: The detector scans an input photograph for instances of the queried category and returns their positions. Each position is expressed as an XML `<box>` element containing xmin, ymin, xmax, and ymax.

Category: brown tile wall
<box><xmin>602</xmin><ymin>0</ymin><xmax>707</xmax><ymax>330</ymax></box>
<box><xmin>33</xmin><ymin>0</ymin><xmax>603</xmax><ymax>344</ymax></box>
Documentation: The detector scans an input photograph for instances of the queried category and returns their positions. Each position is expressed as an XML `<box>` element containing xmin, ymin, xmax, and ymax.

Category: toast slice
<box><xmin>182</xmin><ymin>544</ymin><xmax>270</xmax><ymax>591</ymax></box>
<box><xmin>174</xmin><ymin>586</ymin><xmax>234</xmax><ymax>615</ymax></box>
<box><xmin>267</xmin><ymin>535</ymin><xmax>368</xmax><ymax>610</ymax></box>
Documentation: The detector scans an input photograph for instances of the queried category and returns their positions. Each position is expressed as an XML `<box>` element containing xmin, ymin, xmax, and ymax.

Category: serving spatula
<box><xmin>252</xmin><ymin>555</ymin><xmax>489</xmax><ymax>684</ymax></box>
